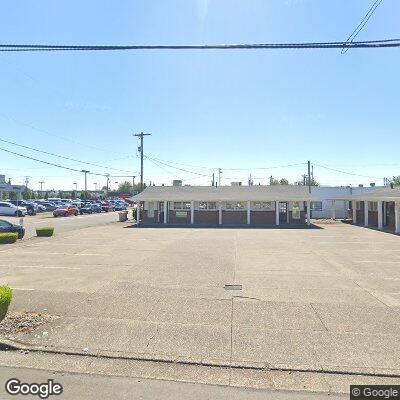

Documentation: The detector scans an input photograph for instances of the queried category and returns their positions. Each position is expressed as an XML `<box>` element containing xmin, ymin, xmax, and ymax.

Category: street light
<box><xmin>73</xmin><ymin>182</ymin><xmax>77</xmax><ymax>191</ymax></box>
<box><xmin>93</xmin><ymin>182</ymin><xmax>97</xmax><ymax>191</ymax></box>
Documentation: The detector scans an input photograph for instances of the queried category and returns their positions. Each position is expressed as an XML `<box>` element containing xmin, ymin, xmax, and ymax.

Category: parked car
<box><xmin>100</xmin><ymin>201</ymin><xmax>114</xmax><ymax>212</ymax></box>
<box><xmin>91</xmin><ymin>203</ymin><xmax>102</xmax><ymax>213</ymax></box>
<box><xmin>30</xmin><ymin>201</ymin><xmax>46</xmax><ymax>212</ymax></box>
<box><xmin>53</xmin><ymin>205</ymin><xmax>79</xmax><ymax>217</ymax></box>
<box><xmin>113</xmin><ymin>202</ymin><xmax>127</xmax><ymax>211</ymax></box>
<box><xmin>0</xmin><ymin>219</ymin><xmax>25</xmax><ymax>238</ymax></box>
<box><xmin>80</xmin><ymin>203</ymin><xmax>95</xmax><ymax>214</ymax></box>
<box><xmin>38</xmin><ymin>201</ymin><xmax>58</xmax><ymax>211</ymax></box>
<box><xmin>0</xmin><ymin>201</ymin><xmax>27</xmax><ymax>217</ymax></box>
<box><xmin>9</xmin><ymin>200</ymin><xmax>37</xmax><ymax>216</ymax></box>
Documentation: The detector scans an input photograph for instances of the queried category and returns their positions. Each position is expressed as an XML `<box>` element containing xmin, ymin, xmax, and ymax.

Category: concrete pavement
<box><xmin>1</xmin><ymin>221</ymin><xmax>400</xmax><ymax>394</ymax></box>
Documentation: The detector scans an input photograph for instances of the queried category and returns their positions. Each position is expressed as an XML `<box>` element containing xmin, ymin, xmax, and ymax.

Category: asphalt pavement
<box><xmin>2</xmin><ymin>211</ymin><xmax>125</xmax><ymax>239</ymax></box>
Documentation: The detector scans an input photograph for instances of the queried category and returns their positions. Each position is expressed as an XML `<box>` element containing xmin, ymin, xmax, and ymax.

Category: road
<box><xmin>2</xmin><ymin>210</ymin><xmax>128</xmax><ymax>239</ymax></box>
<box><xmin>0</xmin><ymin>366</ymin><xmax>345</xmax><ymax>400</ymax></box>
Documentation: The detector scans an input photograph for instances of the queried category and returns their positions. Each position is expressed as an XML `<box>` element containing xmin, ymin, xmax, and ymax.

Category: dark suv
<box><xmin>9</xmin><ymin>200</ymin><xmax>37</xmax><ymax>216</ymax></box>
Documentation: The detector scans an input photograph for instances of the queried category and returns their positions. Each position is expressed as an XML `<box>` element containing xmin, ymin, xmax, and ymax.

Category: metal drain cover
<box><xmin>224</xmin><ymin>284</ymin><xmax>242</xmax><ymax>290</ymax></box>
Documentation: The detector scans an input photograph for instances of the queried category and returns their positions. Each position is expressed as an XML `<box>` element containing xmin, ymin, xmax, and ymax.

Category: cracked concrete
<box><xmin>1</xmin><ymin>220</ymin><xmax>400</xmax><ymax>394</ymax></box>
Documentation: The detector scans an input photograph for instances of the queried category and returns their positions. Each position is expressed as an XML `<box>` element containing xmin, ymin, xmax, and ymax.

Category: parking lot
<box><xmin>1</xmin><ymin>221</ymin><xmax>400</xmax><ymax>393</ymax></box>
<box><xmin>2</xmin><ymin>210</ymin><xmax>126</xmax><ymax>239</ymax></box>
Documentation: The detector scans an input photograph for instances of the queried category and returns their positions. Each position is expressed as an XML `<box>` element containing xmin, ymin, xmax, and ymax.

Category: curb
<box><xmin>1</xmin><ymin>336</ymin><xmax>400</xmax><ymax>379</ymax></box>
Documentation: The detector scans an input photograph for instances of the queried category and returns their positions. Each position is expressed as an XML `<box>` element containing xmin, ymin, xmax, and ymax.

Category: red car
<box><xmin>53</xmin><ymin>205</ymin><xmax>79</xmax><ymax>217</ymax></box>
<box><xmin>100</xmin><ymin>202</ymin><xmax>114</xmax><ymax>212</ymax></box>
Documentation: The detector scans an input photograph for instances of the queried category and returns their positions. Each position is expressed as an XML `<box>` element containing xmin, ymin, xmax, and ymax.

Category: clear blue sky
<box><xmin>0</xmin><ymin>0</ymin><xmax>399</xmax><ymax>191</ymax></box>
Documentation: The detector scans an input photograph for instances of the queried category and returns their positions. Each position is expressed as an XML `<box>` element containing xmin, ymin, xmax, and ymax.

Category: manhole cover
<box><xmin>224</xmin><ymin>284</ymin><xmax>242</xmax><ymax>290</ymax></box>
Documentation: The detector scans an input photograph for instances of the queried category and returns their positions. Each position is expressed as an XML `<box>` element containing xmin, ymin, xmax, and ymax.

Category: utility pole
<box><xmin>106</xmin><ymin>174</ymin><xmax>110</xmax><ymax>193</ymax></box>
<box><xmin>81</xmin><ymin>170</ymin><xmax>90</xmax><ymax>194</ymax></box>
<box><xmin>307</xmin><ymin>160</ymin><xmax>311</xmax><ymax>194</ymax></box>
<box><xmin>39</xmin><ymin>181</ymin><xmax>44</xmax><ymax>197</ymax></box>
<box><xmin>218</xmin><ymin>168</ymin><xmax>222</xmax><ymax>186</ymax></box>
<box><xmin>211</xmin><ymin>173</ymin><xmax>215</xmax><ymax>186</ymax></box>
<box><xmin>134</xmin><ymin>132</ymin><xmax>151</xmax><ymax>191</ymax></box>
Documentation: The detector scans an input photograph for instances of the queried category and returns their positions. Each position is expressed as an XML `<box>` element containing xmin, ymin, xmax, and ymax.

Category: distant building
<box><xmin>310</xmin><ymin>186</ymin><xmax>384</xmax><ymax>219</ymax></box>
<box><xmin>0</xmin><ymin>175</ymin><xmax>25</xmax><ymax>200</ymax></box>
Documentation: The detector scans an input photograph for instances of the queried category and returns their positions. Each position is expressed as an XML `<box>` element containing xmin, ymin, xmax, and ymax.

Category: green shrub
<box><xmin>0</xmin><ymin>286</ymin><xmax>12</xmax><ymax>321</ymax></box>
<box><xmin>0</xmin><ymin>233</ymin><xmax>18</xmax><ymax>244</ymax></box>
<box><xmin>36</xmin><ymin>227</ymin><xmax>55</xmax><ymax>237</ymax></box>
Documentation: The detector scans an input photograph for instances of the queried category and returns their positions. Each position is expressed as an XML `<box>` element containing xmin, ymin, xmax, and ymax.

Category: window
<box><xmin>0</xmin><ymin>220</ymin><xmax>11</xmax><ymax>227</ymax></box>
<box><xmin>253</xmin><ymin>201</ymin><xmax>275</xmax><ymax>211</ymax></box>
<box><xmin>199</xmin><ymin>202</ymin><xmax>217</xmax><ymax>210</ymax></box>
<box><xmin>172</xmin><ymin>202</ymin><xmax>191</xmax><ymax>210</ymax></box>
<box><xmin>310</xmin><ymin>201</ymin><xmax>322</xmax><ymax>211</ymax></box>
<box><xmin>225</xmin><ymin>202</ymin><xmax>245</xmax><ymax>210</ymax></box>
<box><xmin>356</xmin><ymin>201</ymin><xmax>361</xmax><ymax>210</ymax></box>
<box><xmin>368</xmin><ymin>201</ymin><xmax>378</xmax><ymax>212</ymax></box>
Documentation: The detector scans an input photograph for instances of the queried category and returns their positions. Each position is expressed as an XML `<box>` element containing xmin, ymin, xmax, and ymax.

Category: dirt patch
<box><xmin>0</xmin><ymin>312</ymin><xmax>57</xmax><ymax>336</ymax></box>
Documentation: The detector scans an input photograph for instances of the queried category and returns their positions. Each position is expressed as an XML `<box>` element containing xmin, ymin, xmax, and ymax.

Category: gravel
<box><xmin>0</xmin><ymin>312</ymin><xmax>57</xmax><ymax>336</ymax></box>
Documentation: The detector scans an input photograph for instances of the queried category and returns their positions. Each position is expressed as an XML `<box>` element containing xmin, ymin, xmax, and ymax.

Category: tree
<box><xmin>71</xmin><ymin>190</ymin><xmax>77</xmax><ymax>200</ymax></box>
<box><xmin>23</xmin><ymin>188</ymin><xmax>35</xmax><ymax>200</ymax></box>
<box><xmin>392</xmin><ymin>176</ymin><xmax>400</xmax><ymax>186</ymax></box>
<box><xmin>117</xmin><ymin>181</ymin><xmax>133</xmax><ymax>194</ymax></box>
<box><xmin>269</xmin><ymin>176</ymin><xmax>289</xmax><ymax>185</ymax></box>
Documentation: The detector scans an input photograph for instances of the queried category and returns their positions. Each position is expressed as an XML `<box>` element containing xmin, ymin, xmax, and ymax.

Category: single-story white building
<box><xmin>309</xmin><ymin>186</ymin><xmax>384</xmax><ymax>219</ymax></box>
<box><xmin>132</xmin><ymin>185</ymin><xmax>317</xmax><ymax>227</ymax></box>
<box><xmin>330</xmin><ymin>187</ymin><xmax>400</xmax><ymax>234</ymax></box>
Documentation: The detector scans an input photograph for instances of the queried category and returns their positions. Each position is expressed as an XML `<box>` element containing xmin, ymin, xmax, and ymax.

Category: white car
<box><xmin>0</xmin><ymin>201</ymin><xmax>27</xmax><ymax>217</ymax></box>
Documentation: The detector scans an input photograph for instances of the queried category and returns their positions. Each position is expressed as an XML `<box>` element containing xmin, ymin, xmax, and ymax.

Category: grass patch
<box><xmin>0</xmin><ymin>286</ymin><xmax>12</xmax><ymax>321</ymax></box>
<box><xmin>0</xmin><ymin>233</ymin><xmax>18</xmax><ymax>244</ymax></box>
<box><xmin>36</xmin><ymin>227</ymin><xmax>55</xmax><ymax>237</ymax></box>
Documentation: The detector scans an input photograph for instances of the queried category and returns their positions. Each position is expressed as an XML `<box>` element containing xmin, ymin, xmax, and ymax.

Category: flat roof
<box><xmin>132</xmin><ymin>185</ymin><xmax>317</xmax><ymax>202</ymax></box>
<box><xmin>330</xmin><ymin>187</ymin><xmax>400</xmax><ymax>202</ymax></box>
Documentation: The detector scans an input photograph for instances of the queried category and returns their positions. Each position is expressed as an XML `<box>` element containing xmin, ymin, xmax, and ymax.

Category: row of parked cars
<box><xmin>0</xmin><ymin>198</ymin><xmax>129</xmax><ymax>217</ymax></box>
<box><xmin>52</xmin><ymin>199</ymin><xmax>129</xmax><ymax>217</ymax></box>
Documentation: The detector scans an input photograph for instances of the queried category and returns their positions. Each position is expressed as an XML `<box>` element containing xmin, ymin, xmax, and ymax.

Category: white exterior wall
<box><xmin>310</xmin><ymin>186</ymin><xmax>385</xmax><ymax>219</ymax></box>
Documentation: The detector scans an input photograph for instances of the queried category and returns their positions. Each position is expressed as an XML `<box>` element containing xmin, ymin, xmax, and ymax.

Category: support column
<box><xmin>164</xmin><ymin>201</ymin><xmax>168</xmax><ymax>224</ymax></box>
<box><xmin>218</xmin><ymin>202</ymin><xmax>222</xmax><ymax>225</ymax></box>
<box><xmin>247</xmin><ymin>201</ymin><xmax>251</xmax><ymax>225</ymax></box>
<box><xmin>286</xmin><ymin>202</ymin><xmax>290</xmax><ymax>223</ymax></box>
<box><xmin>378</xmin><ymin>200</ymin><xmax>383</xmax><ymax>230</ymax></box>
<box><xmin>395</xmin><ymin>202</ymin><xmax>400</xmax><ymax>234</ymax></box>
<box><xmin>384</xmin><ymin>202</ymin><xmax>387</xmax><ymax>226</ymax></box>
<box><xmin>190</xmin><ymin>201</ymin><xmax>194</xmax><ymax>225</ymax></box>
<box><xmin>352</xmin><ymin>202</ymin><xmax>357</xmax><ymax>224</ymax></box>
<box><xmin>331</xmin><ymin>200</ymin><xmax>336</xmax><ymax>220</ymax></box>
<box><xmin>136</xmin><ymin>201</ymin><xmax>141</xmax><ymax>225</ymax></box>
<box><xmin>275</xmin><ymin>201</ymin><xmax>279</xmax><ymax>226</ymax></box>
<box><xmin>364</xmin><ymin>201</ymin><xmax>369</xmax><ymax>227</ymax></box>
<box><xmin>307</xmin><ymin>200</ymin><xmax>311</xmax><ymax>226</ymax></box>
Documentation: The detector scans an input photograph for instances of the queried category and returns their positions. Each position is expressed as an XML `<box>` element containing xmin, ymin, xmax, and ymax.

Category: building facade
<box><xmin>309</xmin><ymin>186</ymin><xmax>384</xmax><ymax>219</ymax></box>
<box><xmin>132</xmin><ymin>185</ymin><xmax>316</xmax><ymax>227</ymax></box>
<box><xmin>331</xmin><ymin>187</ymin><xmax>400</xmax><ymax>234</ymax></box>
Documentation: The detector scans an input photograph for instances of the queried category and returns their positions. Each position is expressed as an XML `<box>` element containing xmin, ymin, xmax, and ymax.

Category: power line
<box><xmin>144</xmin><ymin>154</ymin><xmax>211</xmax><ymax>177</ymax></box>
<box><xmin>0</xmin><ymin>137</ymin><xmax>135</xmax><ymax>174</ymax></box>
<box><xmin>314</xmin><ymin>163</ymin><xmax>382</xmax><ymax>179</ymax></box>
<box><xmin>342</xmin><ymin>0</ymin><xmax>384</xmax><ymax>54</ymax></box>
<box><xmin>0</xmin><ymin>39</ymin><xmax>399</xmax><ymax>52</ymax></box>
<box><xmin>0</xmin><ymin>145</ymin><xmax>129</xmax><ymax>178</ymax></box>
<box><xmin>0</xmin><ymin>112</ymin><xmax>129</xmax><ymax>156</ymax></box>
